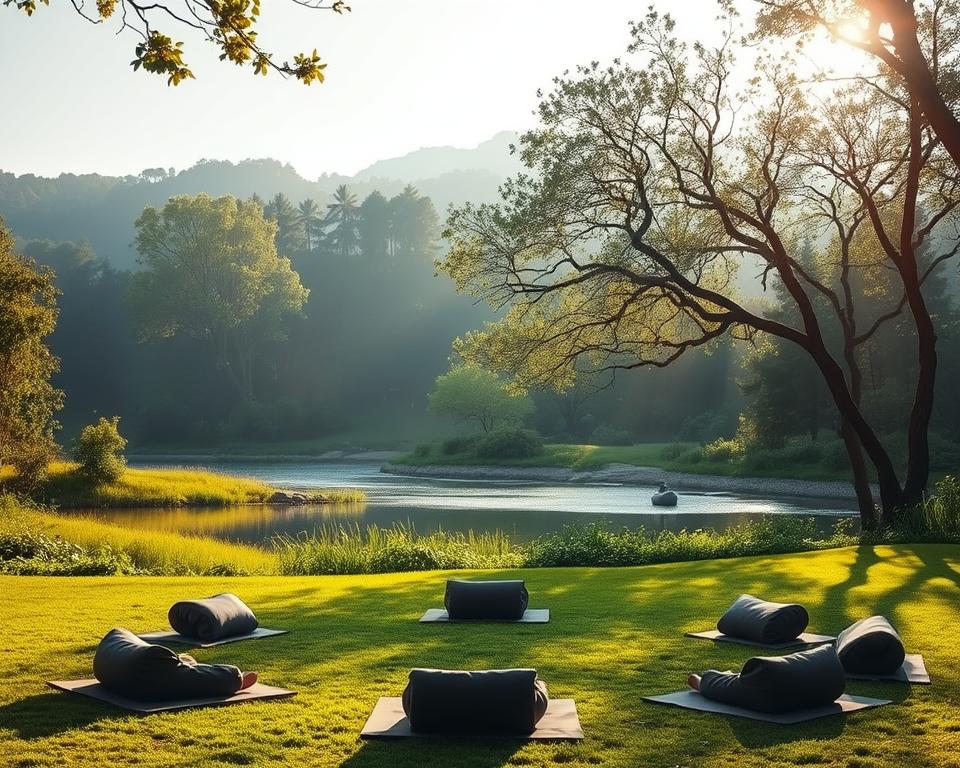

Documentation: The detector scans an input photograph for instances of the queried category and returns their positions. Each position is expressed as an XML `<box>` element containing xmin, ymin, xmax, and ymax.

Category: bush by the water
<box><xmin>524</xmin><ymin>516</ymin><xmax>856</xmax><ymax>568</ymax></box>
<box><xmin>0</xmin><ymin>524</ymin><xmax>135</xmax><ymax>575</ymax></box>
<box><xmin>74</xmin><ymin>416</ymin><xmax>127</xmax><ymax>484</ymax></box>
<box><xmin>475</xmin><ymin>428</ymin><xmax>544</xmax><ymax>459</ymax></box>
<box><xmin>442</xmin><ymin>435</ymin><xmax>480</xmax><ymax>455</ymax></box>
<box><xmin>273</xmin><ymin>523</ymin><xmax>522</xmax><ymax>575</ymax></box>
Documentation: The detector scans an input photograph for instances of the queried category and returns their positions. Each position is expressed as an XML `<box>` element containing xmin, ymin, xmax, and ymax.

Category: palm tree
<box><xmin>264</xmin><ymin>193</ymin><xmax>300</xmax><ymax>254</ymax></box>
<box><xmin>323</xmin><ymin>184</ymin><xmax>359</xmax><ymax>257</ymax></box>
<box><xmin>297</xmin><ymin>198</ymin><xmax>323</xmax><ymax>252</ymax></box>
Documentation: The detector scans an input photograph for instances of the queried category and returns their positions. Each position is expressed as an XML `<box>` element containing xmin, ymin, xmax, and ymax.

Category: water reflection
<box><xmin>73</xmin><ymin>460</ymin><xmax>860</xmax><ymax>547</ymax></box>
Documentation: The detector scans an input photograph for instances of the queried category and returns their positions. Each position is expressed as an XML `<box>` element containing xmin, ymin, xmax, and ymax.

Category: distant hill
<box><xmin>0</xmin><ymin>133</ymin><xmax>521</xmax><ymax>268</ymax></box>
<box><xmin>355</xmin><ymin>131</ymin><xmax>521</xmax><ymax>182</ymax></box>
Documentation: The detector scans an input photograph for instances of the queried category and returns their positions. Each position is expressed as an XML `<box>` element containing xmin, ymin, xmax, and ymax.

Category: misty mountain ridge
<box><xmin>0</xmin><ymin>132</ymin><xmax>521</xmax><ymax>268</ymax></box>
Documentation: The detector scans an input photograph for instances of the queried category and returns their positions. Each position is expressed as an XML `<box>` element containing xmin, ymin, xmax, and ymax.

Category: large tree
<box><xmin>131</xmin><ymin>194</ymin><xmax>309</xmax><ymax>404</ymax></box>
<box><xmin>753</xmin><ymin>0</ymin><xmax>960</xmax><ymax>167</ymax></box>
<box><xmin>428</xmin><ymin>364</ymin><xmax>533</xmax><ymax>433</ymax></box>
<box><xmin>440</xmin><ymin>12</ymin><xmax>960</xmax><ymax>527</ymax></box>
<box><xmin>4</xmin><ymin>0</ymin><xmax>349</xmax><ymax>85</ymax></box>
<box><xmin>0</xmin><ymin>218</ymin><xmax>63</xmax><ymax>487</ymax></box>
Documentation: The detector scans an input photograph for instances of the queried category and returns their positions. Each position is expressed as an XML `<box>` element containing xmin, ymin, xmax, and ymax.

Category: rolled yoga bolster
<box><xmin>93</xmin><ymin>627</ymin><xmax>243</xmax><ymax>702</ymax></box>
<box><xmin>836</xmin><ymin>615</ymin><xmax>906</xmax><ymax>675</ymax></box>
<box><xmin>716</xmin><ymin>593</ymin><xmax>810</xmax><ymax>644</ymax></box>
<box><xmin>401</xmin><ymin>668</ymin><xmax>549</xmax><ymax>734</ymax></box>
<box><xmin>698</xmin><ymin>643</ymin><xmax>846</xmax><ymax>714</ymax></box>
<box><xmin>443</xmin><ymin>579</ymin><xmax>529</xmax><ymax>620</ymax></box>
<box><xmin>168</xmin><ymin>593</ymin><xmax>259</xmax><ymax>641</ymax></box>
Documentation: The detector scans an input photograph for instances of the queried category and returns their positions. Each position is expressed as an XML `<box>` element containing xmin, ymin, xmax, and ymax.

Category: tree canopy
<box><xmin>4</xmin><ymin>0</ymin><xmax>350</xmax><ymax>85</ymax></box>
<box><xmin>0</xmin><ymin>218</ymin><xmax>63</xmax><ymax>487</ymax></box>
<box><xmin>440</xmin><ymin>9</ymin><xmax>960</xmax><ymax>526</ymax></box>
<box><xmin>428</xmin><ymin>365</ymin><xmax>533</xmax><ymax>433</ymax></box>
<box><xmin>130</xmin><ymin>194</ymin><xmax>309</xmax><ymax>403</ymax></box>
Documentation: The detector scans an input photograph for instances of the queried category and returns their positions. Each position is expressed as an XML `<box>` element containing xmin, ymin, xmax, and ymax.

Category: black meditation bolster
<box><xmin>716</xmin><ymin>593</ymin><xmax>810</xmax><ymax>643</ymax></box>
<box><xmin>401</xmin><ymin>668</ymin><xmax>549</xmax><ymax>734</ymax></box>
<box><xmin>93</xmin><ymin>627</ymin><xmax>242</xmax><ymax>702</ymax></box>
<box><xmin>168</xmin><ymin>593</ymin><xmax>258</xmax><ymax>641</ymax></box>
<box><xmin>836</xmin><ymin>615</ymin><xmax>906</xmax><ymax>675</ymax></box>
<box><xmin>699</xmin><ymin>643</ymin><xmax>846</xmax><ymax>714</ymax></box>
<box><xmin>443</xmin><ymin>579</ymin><xmax>529</xmax><ymax>620</ymax></box>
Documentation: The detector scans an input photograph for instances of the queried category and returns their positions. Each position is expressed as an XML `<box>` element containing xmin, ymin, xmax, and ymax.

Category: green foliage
<box><xmin>702</xmin><ymin>438</ymin><xmax>742</xmax><ymax>462</ymax></box>
<box><xmin>273</xmin><ymin>523</ymin><xmax>521</xmax><ymax>575</ymax></box>
<box><xmin>413</xmin><ymin>443</ymin><xmax>432</xmax><ymax>458</ymax></box>
<box><xmin>589</xmin><ymin>424</ymin><xmax>634</xmax><ymax>446</ymax></box>
<box><xmin>428</xmin><ymin>364</ymin><xmax>533</xmax><ymax>433</ymax></box>
<box><xmin>441</xmin><ymin>435</ymin><xmax>480</xmax><ymax>455</ymax></box>
<box><xmin>474</xmin><ymin>428</ymin><xmax>544</xmax><ymax>459</ymax></box>
<box><xmin>524</xmin><ymin>517</ymin><xmax>857</xmax><ymax>569</ymax></box>
<box><xmin>131</xmin><ymin>194</ymin><xmax>309</xmax><ymax>404</ymax></box>
<box><xmin>0</xmin><ymin>218</ymin><xmax>63</xmax><ymax>489</ymax></box>
<box><xmin>7</xmin><ymin>0</ymin><xmax>347</xmax><ymax>85</ymax></box>
<box><xmin>660</xmin><ymin>442</ymin><xmax>685</xmax><ymax>459</ymax></box>
<box><xmin>73</xmin><ymin>416</ymin><xmax>127</xmax><ymax>485</ymax></box>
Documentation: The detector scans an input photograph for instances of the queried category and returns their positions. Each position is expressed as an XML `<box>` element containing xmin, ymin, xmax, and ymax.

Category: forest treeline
<box><xmin>1</xmin><ymin>165</ymin><xmax>958</xmax><ymax>456</ymax></box>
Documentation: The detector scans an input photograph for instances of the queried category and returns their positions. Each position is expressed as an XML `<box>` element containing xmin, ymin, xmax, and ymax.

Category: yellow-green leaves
<box><xmin>133</xmin><ymin>32</ymin><xmax>194</xmax><ymax>86</ymax></box>
<box><xmin>8</xmin><ymin>0</ymin><xmax>345</xmax><ymax>86</ymax></box>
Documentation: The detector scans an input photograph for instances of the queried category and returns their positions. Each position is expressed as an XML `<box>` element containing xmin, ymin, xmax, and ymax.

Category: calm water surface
<box><xmin>74</xmin><ymin>460</ymin><xmax>858</xmax><ymax>547</ymax></box>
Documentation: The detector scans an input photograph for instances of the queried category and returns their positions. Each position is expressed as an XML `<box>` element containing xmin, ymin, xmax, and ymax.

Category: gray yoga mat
<box><xmin>685</xmin><ymin>629</ymin><xmax>835</xmax><ymax>649</ymax></box>
<box><xmin>419</xmin><ymin>609</ymin><xmax>550</xmax><ymax>624</ymax></box>
<box><xmin>360</xmin><ymin>696</ymin><xmax>582</xmax><ymax>739</ymax></box>
<box><xmin>137</xmin><ymin>627</ymin><xmax>288</xmax><ymax>648</ymax></box>
<box><xmin>644</xmin><ymin>690</ymin><xmax>890</xmax><ymax>724</ymax></box>
<box><xmin>846</xmin><ymin>654</ymin><xmax>930</xmax><ymax>684</ymax></box>
<box><xmin>47</xmin><ymin>679</ymin><xmax>296</xmax><ymax>713</ymax></box>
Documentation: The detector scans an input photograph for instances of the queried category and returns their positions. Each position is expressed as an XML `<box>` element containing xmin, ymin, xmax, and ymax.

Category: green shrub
<box><xmin>677</xmin><ymin>447</ymin><xmax>703</xmax><ymax>464</ymax></box>
<box><xmin>524</xmin><ymin>517</ymin><xmax>856</xmax><ymax>568</ymax></box>
<box><xmin>442</xmin><ymin>435</ymin><xmax>480</xmax><ymax>455</ymax></box>
<box><xmin>742</xmin><ymin>443</ymin><xmax>824</xmax><ymax>472</ymax></box>
<box><xmin>74</xmin><ymin>416</ymin><xmax>127</xmax><ymax>484</ymax></box>
<box><xmin>702</xmin><ymin>438</ymin><xmax>741</xmax><ymax>462</ymax></box>
<box><xmin>0</xmin><ymin>529</ymin><xmax>135</xmax><ymax>575</ymax></box>
<box><xmin>821</xmin><ymin>439</ymin><xmax>849</xmax><ymax>468</ymax></box>
<box><xmin>589</xmin><ymin>425</ymin><xmax>634</xmax><ymax>446</ymax></box>
<box><xmin>474</xmin><ymin>429</ymin><xmax>544</xmax><ymax>459</ymax></box>
<box><xmin>413</xmin><ymin>443</ymin><xmax>432</xmax><ymax>458</ymax></box>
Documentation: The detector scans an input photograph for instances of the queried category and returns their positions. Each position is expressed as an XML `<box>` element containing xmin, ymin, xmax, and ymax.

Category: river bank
<box><xmin>380</xmin><ymin>461</ymin><xmax>870</xmax><ymax>501</ymax></box>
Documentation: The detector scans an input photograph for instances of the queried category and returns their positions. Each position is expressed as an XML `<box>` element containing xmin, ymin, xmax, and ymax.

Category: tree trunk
<box><xmin>877</xmin><ymin>0</ymin><xmax>960</xmax><ymax>168</ymax></box>
<box><xmin>839</xmin><ymin>418</ymin><xmax>877</xmax><ymax>530</ymax></box>
<box><xmin>809</xmin><ymin>347</ymin><xmax>904</xmax><ymax>520</ymax></box>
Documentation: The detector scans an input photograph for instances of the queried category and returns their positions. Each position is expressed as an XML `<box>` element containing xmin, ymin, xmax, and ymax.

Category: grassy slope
<box><xmin>2</xmin><ymin>544</ymin><xmax>959</xmax><ymax>768</ymax></box>
<box><xmin>0</xmin><ymin>463</ymin><xmax>364</xmax><ymax>508</ymax></box>
<box><xmin>393</xmin><ymin>442</ymin><xmax>860</xmax><ymax>481</ymax></box>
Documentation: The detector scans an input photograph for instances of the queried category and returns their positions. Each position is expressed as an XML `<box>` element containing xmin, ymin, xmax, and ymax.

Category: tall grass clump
<box><xmin>879</xmin><ymin>475</ymin><xmax>960</xmax><ymax>542</ymax></box>
<box><xmin>274</xmin><ymin>522</ymin><xmax>522</xmax><ymax>575</ymax></box>
<box><xmin>523</xmin><ymin>517</ymin><xmax>858</xmax><ymax>568</ymax></box>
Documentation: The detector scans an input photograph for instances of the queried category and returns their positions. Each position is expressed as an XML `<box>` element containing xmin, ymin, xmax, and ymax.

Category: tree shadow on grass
<box><xmin>0</xmin><ymin>690</ymin><xmax>127</xmax><ymax>739</ymax></box>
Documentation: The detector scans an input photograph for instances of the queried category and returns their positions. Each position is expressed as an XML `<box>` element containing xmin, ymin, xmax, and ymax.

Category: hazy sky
<box><xmin>0</xmin><ymin>1</ymin><xmax>734</xmax><ymax>179</ymax></box>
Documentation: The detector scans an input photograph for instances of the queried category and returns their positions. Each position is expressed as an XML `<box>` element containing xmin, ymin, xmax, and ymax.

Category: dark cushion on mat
<box><xmin>443</xmin><ymin>579</ymin><xmax>529</xmax><ymax>620</ymax></box>
<box><xmin>699</xmin><ymin>644</ymin><xmax>845</xmax><ymax>714</ymax></box>
<box><xmin>93</xmin><ymin>627</ymin><xmax>242</xmax><ymax>702</ymax></box>
<box><xmin>716</xmin><ymin>593</ymin><xmax>809</xmax><ymax>644</ymax></box>
<box><xmin>401</xmin><ymin>668</ymin><xmax>549</xmax><ymax>734</ymax></box>
<box><xmin>836</xmin><ymin>615</ymin><xmax>906</xmax><ymax>675</ymax></box>
<box><xmin>168</xmin><ymin>593</ymin><xmax>258</xmax><ymax>641</ymax></box>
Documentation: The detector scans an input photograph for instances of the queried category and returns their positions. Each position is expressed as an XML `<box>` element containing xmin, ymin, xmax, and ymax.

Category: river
<box><xmin>70</xmin><ymin>460</ymin><xmax>859</xmax><ymax>547</ymax></box>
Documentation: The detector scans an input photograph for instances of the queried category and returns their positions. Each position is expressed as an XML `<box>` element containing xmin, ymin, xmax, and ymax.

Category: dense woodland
<box><xmin>0</xmin><ymin>154</ymin><xmax>957</xmax><ymax>460</ymax></box>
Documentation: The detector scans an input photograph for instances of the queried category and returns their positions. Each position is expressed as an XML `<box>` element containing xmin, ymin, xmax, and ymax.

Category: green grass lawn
<box><xmin>2</xmin><ymin>544</ymin><xmax>959</xmax><ymax>767</ymax></box>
